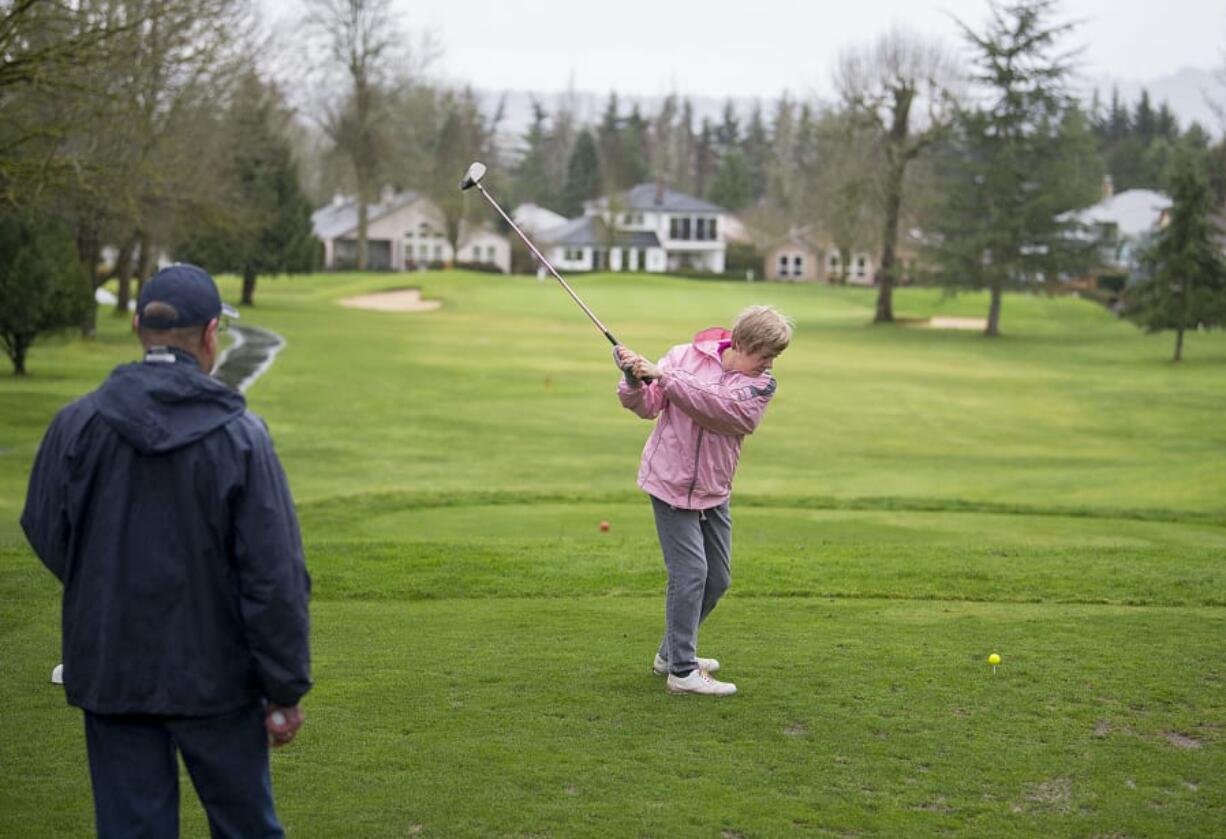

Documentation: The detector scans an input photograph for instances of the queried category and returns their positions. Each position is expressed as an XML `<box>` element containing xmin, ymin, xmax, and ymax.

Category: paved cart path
<box><xmin>213</xmin><ymin>324</ymin><xmax>286</xmax><ymax>393</ymax></box>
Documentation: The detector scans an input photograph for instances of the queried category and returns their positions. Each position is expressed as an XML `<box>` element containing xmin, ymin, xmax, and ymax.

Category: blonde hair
<box><xmin>731</xmin><ymin>305</ymin><xmax>793</xmax><ymax>356</ymax></box>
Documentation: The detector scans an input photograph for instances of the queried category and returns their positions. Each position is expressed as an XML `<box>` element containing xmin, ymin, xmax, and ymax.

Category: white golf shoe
<box><xmin>50</xmin><ymin>663</ymin><xmax>64</xmax><ymax>685</ymax></box>
<box><xmin>653</xmin><ymin>654</ymin><xmax>720</xmax><ymax>676</ymax></box>
<box><xmin>667</xmin><ymin>669</ymin><xmax>736</xmax><ymax>696</ymax></box>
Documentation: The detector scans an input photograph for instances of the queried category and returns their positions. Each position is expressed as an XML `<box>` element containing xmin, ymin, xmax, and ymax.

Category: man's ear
<box><xmin>203</xmin><ymin>318</ymin><xmax>219</xmax><ymax>353</ymax></box>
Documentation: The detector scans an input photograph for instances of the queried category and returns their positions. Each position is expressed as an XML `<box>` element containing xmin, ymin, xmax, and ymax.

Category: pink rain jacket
<box><xmin>618</xmin><ymin>327</ymin><xmax>778</xmax><ymax>510</ymax></box>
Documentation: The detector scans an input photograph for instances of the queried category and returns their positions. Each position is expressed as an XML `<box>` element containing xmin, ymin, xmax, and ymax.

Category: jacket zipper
<box><xmin>687</xmin><ymin>427</ymin><xmax>705</xmax><ymax>507</ymax></box>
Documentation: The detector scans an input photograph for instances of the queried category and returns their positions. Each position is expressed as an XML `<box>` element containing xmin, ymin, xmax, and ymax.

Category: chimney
<box><xmin>1101</xmin><ymin>174</ymin><xmax>1114</xmax><ymax>202</ymax></box>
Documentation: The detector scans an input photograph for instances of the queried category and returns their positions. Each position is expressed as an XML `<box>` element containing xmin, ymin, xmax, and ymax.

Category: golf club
<box><xmin>461</xmin><ymin>161</ymin><xmax>622</xmax><ymax>348</ymax></box>
<box><xmin>462</xmin><ymin>161</ymin><xmax>654</xmax><ymax>382</ymax></box>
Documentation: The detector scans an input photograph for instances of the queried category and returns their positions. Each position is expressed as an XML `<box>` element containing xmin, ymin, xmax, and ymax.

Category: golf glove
<box><xmin>614</xmin><ymin>347</ymin><xmax>640</xmax><ymax>386</ymax></box>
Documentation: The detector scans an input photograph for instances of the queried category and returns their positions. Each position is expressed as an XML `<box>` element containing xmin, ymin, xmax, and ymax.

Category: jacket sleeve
<box><xmin>617</xmin><ymin>378</ymin><xmax>666</xmax><ymax>419</ymax></box>
<box><xmin>21</xmin><ymin>415</ymin><xmax>71</xmax><ymax>582</ymax></box>
<box><xmin>617</xmin><ymin>346</ymin><xmax>679</xmax><ymax>419</ymax></box>
<box><xmin>232</xmin><ymin>417</ymin><xmax>313</xmax><ymax>706</ymax></box>
<box><xmin>658</xmin><ymin>370</ymin><xmax>777</xmax><ymax>436</ymax></box>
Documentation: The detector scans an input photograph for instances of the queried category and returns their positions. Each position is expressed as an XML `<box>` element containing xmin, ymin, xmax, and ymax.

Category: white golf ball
<box><xmin>270</xmin><ymin>711</ymin><xmax>287</xmax><ymax>727</ymax></box>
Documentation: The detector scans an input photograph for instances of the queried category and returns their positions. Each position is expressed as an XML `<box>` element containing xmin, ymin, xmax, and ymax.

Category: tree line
<box><xmin>2</xmin><ymin>0</ymin><xmax>1224</xmax><ymax>375</ymax></box>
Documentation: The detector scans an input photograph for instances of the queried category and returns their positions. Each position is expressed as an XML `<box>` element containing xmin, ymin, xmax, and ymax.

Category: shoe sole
<box><xmin>667</xmin><ymin>686</ymin><xmax>737</xmax><ymax>696</ymax></box>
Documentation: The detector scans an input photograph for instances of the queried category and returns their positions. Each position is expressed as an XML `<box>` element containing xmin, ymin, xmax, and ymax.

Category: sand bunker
<box><xmin>338</xmin><ymin>288</ymin><xmax>441</xmax><ymax>312</ymax></box>
<box><xmin>919</xmin><ymin>316</ymin><xmax>987</xmax><ymax>331</ymax></box>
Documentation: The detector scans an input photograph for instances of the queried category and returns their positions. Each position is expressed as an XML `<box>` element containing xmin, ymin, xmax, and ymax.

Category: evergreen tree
<box><xmin>621</xmin><ymin>104</ymin><xmax>650</xmax><ymax>187</ymax></box>
<box><xmin>0</xmin><ymin>205</ymin><xmax>90</xmax><ymax>375</ymax></box>
<box><xmin>929</xmin><ymin>0</ymin><xmax>1101</xmax><ymax>335</ymax></box>
<box><xmin>514</xmin><ymin>98</ymin><xmax>559</xmax><ymax>209</ymax></box>
<box><xmin>561</xmin><ymin>130</ymin><xmax>601</xmax><ymax>216</ymax></box>
<box><xmin>709</xmin><ymin>148</ymin><xmax>751</xmax><ymax>211</ymax></box>
<box><xmin>694</xmin><ymin>118</ymin><xmax>716</xmax><ymax>200</ymax></box>
<box><xmin>715</xmin><ymin>101</ymin><xmax>740</xmax><ymax>151</ymax></box>
<box><xmin>177</xmin><ymin>71</ymin><xmax>317</xmax><ymax>305</ymax></box>
<box><xmin>1107</xmin><ymin>87</ymin><xmax>1130</xmax><ymax>141</ymax></box>
<box><xmin>1133</xmin><ymin>90</ymin><xmax>1155</xmax><ymax>145</ymax></box>
<box><xmin>742</xmin><ymin>102</ymin><xmax>770</xmax><ymax>204</ymax></box>
<box><xmin>1155</xmin><ymin>103</ymin><xmax>1180</xmax><ymax>141</ymax></box>
<box><xmin>1123</xmin><ymin>147</ymin><xmax>1226</xmax><ymax>361</ymax></box>
<box><xmin>597</xmin><ymin>93</ymin><xmax>623</xmax><ymax>191</ymax></box>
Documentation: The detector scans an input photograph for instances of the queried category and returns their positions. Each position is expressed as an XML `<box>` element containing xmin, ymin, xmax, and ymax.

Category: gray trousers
<box><xmin>651</xmin><ymin>495</ymin><xmax>732</xmax><ymax>675</ymax></box>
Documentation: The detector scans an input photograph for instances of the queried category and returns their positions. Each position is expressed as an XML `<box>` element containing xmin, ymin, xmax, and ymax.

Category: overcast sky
<box><xmin>265</xmin><ymin>0</ymin><xmax>1224</xmax><ymax>101</ymax></box>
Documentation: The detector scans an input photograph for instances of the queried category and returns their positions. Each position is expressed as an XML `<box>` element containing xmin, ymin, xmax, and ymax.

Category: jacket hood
<box><xmin>96</xmin><ymin>350</ymin><xmax>246</xmax><ymax>454</ymax></box>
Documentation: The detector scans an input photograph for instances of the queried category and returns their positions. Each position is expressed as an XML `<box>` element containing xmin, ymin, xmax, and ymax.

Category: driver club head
<box><xmin>459</xmin><ymin>161</ymin><xmax>487</xmax><ymax>191</ymax></box>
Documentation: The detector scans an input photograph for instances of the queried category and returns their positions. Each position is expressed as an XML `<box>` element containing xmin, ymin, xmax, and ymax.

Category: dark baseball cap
<box><xmin>136</xmin><ymin>264</ymin><xmax>239</xmax><ymax>329</ymax></box>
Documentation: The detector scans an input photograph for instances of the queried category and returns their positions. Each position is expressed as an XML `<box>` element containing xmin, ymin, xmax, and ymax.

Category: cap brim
<box><xmin>221</xmin><ymin>303</ymin><xmax>240</xmax><ymax>319</ymax></box>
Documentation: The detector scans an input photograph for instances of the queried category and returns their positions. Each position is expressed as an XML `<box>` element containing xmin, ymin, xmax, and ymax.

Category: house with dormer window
<box><xmin>537</xmin><ymin>184</ymin><xmax>727</xmax><ymax>274</ymax></box>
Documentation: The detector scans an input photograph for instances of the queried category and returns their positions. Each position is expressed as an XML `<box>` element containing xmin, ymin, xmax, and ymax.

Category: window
<box><xmin>855</xmin><ymin>254</ymin><xmax>867</xmax><ymax>278</ymax></box>
<box><xmin>777</xmin><ymin>255</ymin><xmax>790</xmax><ymax>277</ymax></box>
<box><xmin>793</xmin><ymin>255</ymin><xmax>804</xmax><ymax>275</ymax></box>
<box><xmin>669</xmin><ymin>217</ymin><xmax>697</xmax><ymax>241</ymax></box>
<box><xmin>827</xmin><ymin>252</ymin><xmax>841</xmax><ymax>274</ymax></box>
<box><xmin>486</xmin><ymin>246</ymin><xmax>496</xmax><ymax>262</ymax></box>
<box><xmin>696</xmin><ymin>218</ymin><xmax>707</xmax><ymax>240</ymax></box>
<box><xmin>708</xmin><ymin>217</ymin><xmax>718</xmax><ymax>240</ymax></box>
<box><xmin>565</xmin><ymin>248</ymin><xmax>583</xmax><ymax>261</ymax></box>
<box><xmin>434</xmin><ymin>244</ymin><xmax>442</xmax><ymax>259</ymax></box>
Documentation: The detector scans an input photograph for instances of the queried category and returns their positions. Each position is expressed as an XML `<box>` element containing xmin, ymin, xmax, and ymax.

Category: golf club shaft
<box><xmin>473</xmin><ymin>182</ymin><xmax>619</xmax><ymax>346</ymax></box>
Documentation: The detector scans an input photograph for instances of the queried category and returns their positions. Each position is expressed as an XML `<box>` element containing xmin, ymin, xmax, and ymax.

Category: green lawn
<box><xmin>1</xmin><ymin>272</ymin><xmax>1224</xmax><ymax>836</ymax></box>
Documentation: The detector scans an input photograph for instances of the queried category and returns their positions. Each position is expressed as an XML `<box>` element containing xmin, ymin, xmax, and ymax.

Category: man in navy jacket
<box><xmin>22</xmin><ymin>264</ymin><xmax>311</xmax><ymax>838</ymax></box>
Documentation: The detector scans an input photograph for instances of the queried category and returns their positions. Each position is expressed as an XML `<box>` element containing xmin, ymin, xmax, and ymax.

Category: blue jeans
<box><xmin>84</xmin><ymin>703</ymin><xmax>284</xmax><ymax>839</ymax></box>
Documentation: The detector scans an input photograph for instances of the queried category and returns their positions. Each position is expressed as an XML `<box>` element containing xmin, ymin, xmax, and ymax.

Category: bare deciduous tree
<box><xmin>302</xmin><ymin>0</ymin><xmax>419</xmax><ymax>270</ymax></box>
<box><xmin>836</xmin><ymin>26</ymin><xmax>959</xmax><ymax>321</ymax></box>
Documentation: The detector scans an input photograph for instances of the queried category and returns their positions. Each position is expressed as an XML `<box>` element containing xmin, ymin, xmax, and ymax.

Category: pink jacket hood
<box><xmin>617</xmin><ymin>327</ymin><xmax>778</xmax><ymax>509</ymax></box>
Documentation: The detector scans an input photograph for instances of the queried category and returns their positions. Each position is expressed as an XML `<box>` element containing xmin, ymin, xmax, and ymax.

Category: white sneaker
<box><xmin>667</xmin><ymin>669</ymin><xmax>736</xmax><ymax>696</ymax></box>
<box><xmin>653</xmin><ymin>653</ymin><xmax>720</xmax><ymax>676</ymax></box>
<box><xmin>50</xmin><ymin>664</ymin><xmax>64</xmax><ymax>685</ymax></box>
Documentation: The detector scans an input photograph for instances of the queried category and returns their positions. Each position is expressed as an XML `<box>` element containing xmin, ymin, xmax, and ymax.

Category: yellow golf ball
<box><xmin>988</xmin><ymin>653</ymin><xmax>1001</xmax><ymax>665</ymax></box>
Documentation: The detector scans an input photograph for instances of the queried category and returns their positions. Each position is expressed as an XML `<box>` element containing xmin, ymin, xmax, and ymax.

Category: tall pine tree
<box><xmin>1123</xmin><ymin>146</ymin><xmax>1226</xmax><ymax>361</ymax></box>
<box><xmin>929</xmin><ymin>0</ymin><xmax>1101</xmax><ymax>335</ymax></box>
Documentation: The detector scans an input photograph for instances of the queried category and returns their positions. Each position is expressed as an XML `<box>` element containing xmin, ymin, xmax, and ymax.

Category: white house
<box><xmin>1063</xmin><ymin>180</ymin><xmax>1171</xmax><ymax>280</ymax></box>
<box><xmin>312</xmin><ymin>188</ymin><xmax>511</xmax><ymax>273</ymax></box>
<box><xmin>538</xmin><ymin>184</ymin><xmax>727</xmax><ymax>274</ymax></box>
<box><xmin>511</xmin><ymin>203</ymin><xmax>568</xmax><ymax>236</ymax></box>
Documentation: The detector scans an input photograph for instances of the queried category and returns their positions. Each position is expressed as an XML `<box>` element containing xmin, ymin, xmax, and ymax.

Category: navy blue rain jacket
<box><xmin>21</xmin><ymin>348</ymin><xmax>312</xmax><ymax>715</ymax></box>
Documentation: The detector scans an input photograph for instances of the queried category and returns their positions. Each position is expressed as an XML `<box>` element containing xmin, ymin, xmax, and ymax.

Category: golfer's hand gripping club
<box><xmin>613</xmin><ymin>345</ymin><xmax>658</xmax><ymax>385</ymax></box>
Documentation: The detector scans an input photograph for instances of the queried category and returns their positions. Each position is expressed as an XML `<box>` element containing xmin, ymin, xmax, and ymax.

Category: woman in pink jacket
<box><xmin>615</xmin><ymin>305</ymin><xmax>793</xmax><ymax>696</ymax></box>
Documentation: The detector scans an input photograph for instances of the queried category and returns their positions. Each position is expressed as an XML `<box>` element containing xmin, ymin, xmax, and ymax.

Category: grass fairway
<box><xmin>1</xmin><ymin>271</ymin><xmax>1224</xmax><ymax>836</ymax></box>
